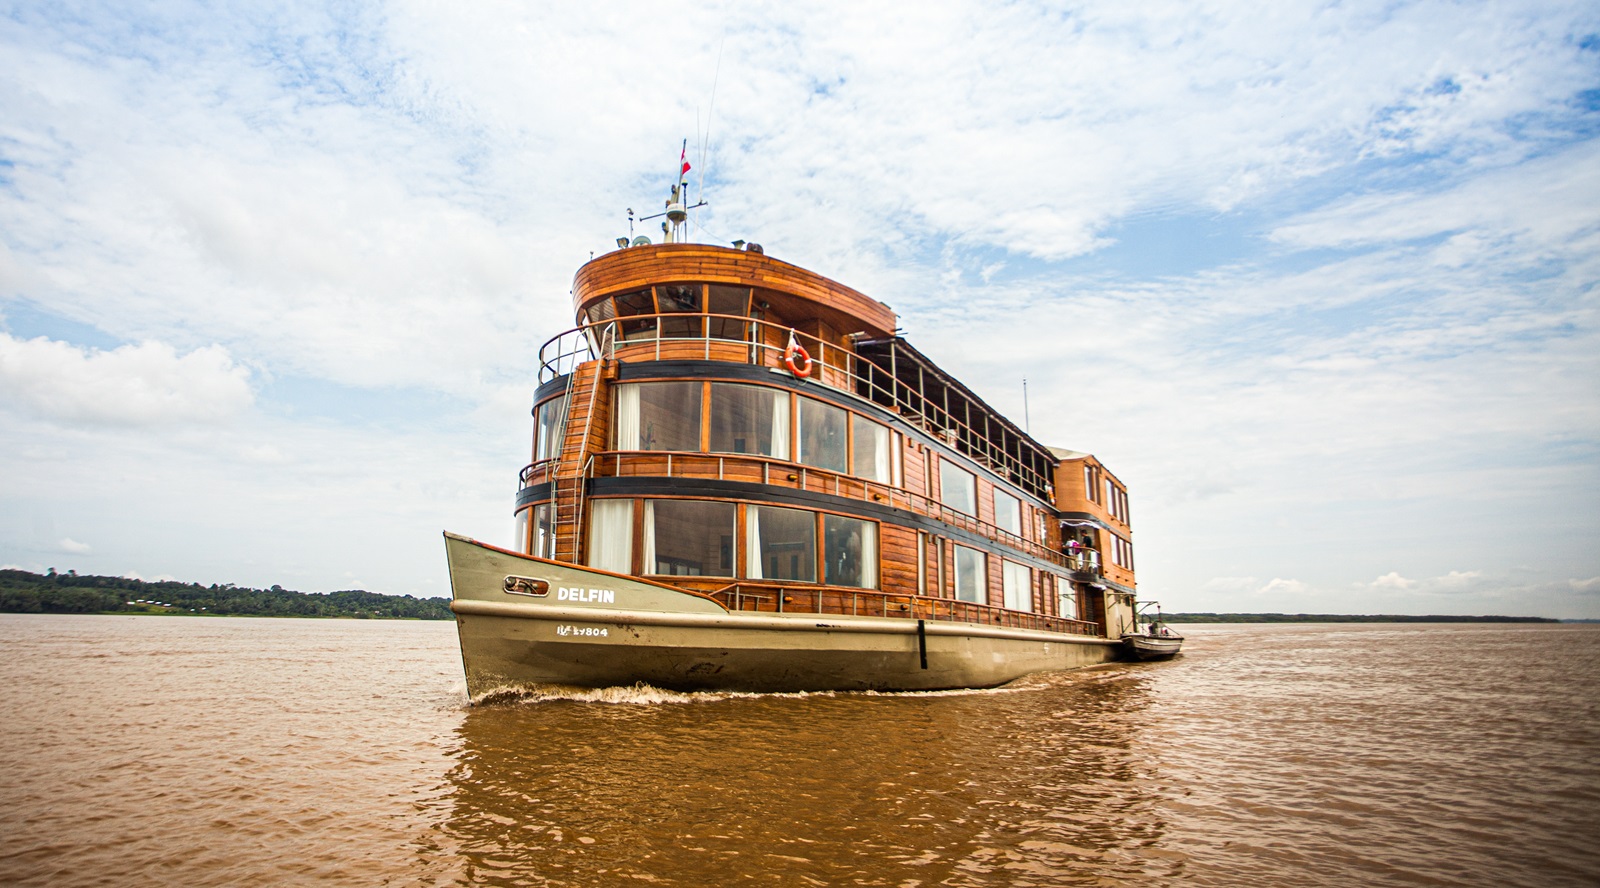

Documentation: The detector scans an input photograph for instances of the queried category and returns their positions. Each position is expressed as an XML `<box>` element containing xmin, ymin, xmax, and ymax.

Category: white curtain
<box><xmin>769</xmin><ymin>392</ymin><xmax>790</xmax><ymax>460</ymax></box>
<box><xmin>860</xmin><ymin>522</ymin><xmax>878</xmax><ymax>589</ymax></box>
<box><xmin>641</xmin><ymin>500</ymin><xmax>657</xmax><ymax>574</ymax></box>
<box><xmin>587</xmin><ymin>499</ymin><xmax>633</xmax><ymax>573</ymax></box>
<box><xmin>744</xmin><ymin>506</ymin><xmax>763</xmax><ymax>579</ymax></box>
<box><xmin>1003</xmin><ymin>561</ymin><xmax>1031</xmax><ymax>612</ymax></box>
<box><xmin>872</xmin><ymin>425</ymin><xmax>890</xmax><ymax>483</ymax></box>
<box><xmin>891</xmin><ymin>432</ymin><xmax>903</xmax><ymax>487</ymax></box>
<box><xmin>616</xmin><ymin>384</ymin><xmax>641</xmax><ymax>450</ymax></box>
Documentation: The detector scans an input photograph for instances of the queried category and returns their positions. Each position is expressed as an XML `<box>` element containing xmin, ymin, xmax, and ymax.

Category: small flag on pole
<box><xmin>680</xmin><ymin>141</ymin><xmax>691</xmax><ymax>176</ymax></box>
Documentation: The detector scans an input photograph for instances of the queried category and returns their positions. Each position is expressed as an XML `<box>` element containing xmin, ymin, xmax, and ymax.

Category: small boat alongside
<box><xmin>1121</xmin><ymin>603</ymin><xmax>1184</xmax><ymax>660</ymax></box>
<box><xmin>444</xmin><ymin>161</ymin><xmax>1162</xmax><ymax>698</ymax></box>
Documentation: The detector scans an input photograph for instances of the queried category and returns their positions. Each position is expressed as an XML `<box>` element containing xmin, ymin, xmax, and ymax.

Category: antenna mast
<box><xmin>639</xmin><ymin>139</ymin><xmax>705</xmax><ymax>244</ymax></box>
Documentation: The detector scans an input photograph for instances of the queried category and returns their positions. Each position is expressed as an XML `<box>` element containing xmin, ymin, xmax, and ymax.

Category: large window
<box><xmin>706</xmin><ymin>285</ymin><xmax>750</xmax><ymax>340</ymax></box>
<box><xmin>582</xmin><ymin>298</ymin><xmax>617</xmax><ymax>354</ymax></box>
<box><xmin>709</xmin><ymin>384</ymin><xmax>790</xmax><ymax>459</ymax></box>
<box><xmin>824</xmin><ymin>515</ymin><xmax>878</xmax><ymax>589</ymax></box>
<box><xmin>953</xmin><ymin>545</ymin><xmax>986</xmax><ymax>604</ymax></box>
<box><xmin>797</xmin><ymin>396</ymin><xmax>847</xmax><ymax>472</ymax></box>
<box><xmin>852</xmin><ymin>415</ymin><xmax>890</xmax><ymax>483</ymax></box>
<box><xmin>644</xmin><ymin>500</ymin><xmax>735</xmax><ymax>576</ymax></box>
<box><xmin>993</xmin><ymin>488</ymin><xmax>1021</xmax><ymax>537</ymax></box>
<box><xmin>1002</xmin><ymin>560</ymin><xmax>1031</xmax><ymax>612</ymax></box>
<box><xmin>587</xmin><ymin>499</ymin><xmax>633</xmax><ymax>573</ymax></box>
<box><xmin>940</xmin><ymin>460</ymin><xmax>976</xmax><ymax>515</ymax></box>
<box><xmin>1057</xmin><ymin>577</ymin><xmax>1078</xmax><ymax>621</ymax></box>
<box><xmin>1110</xmin><ymin>535</ymin><xmax>1135</xmax><ymax>570</ymax></box>
<box><xmin>746</xmin><ymin>505</ymin><xmax>816</xmax><ymax>582</ymax></box>
<box><xmin>657</xmin><ymin>283</ymin><xmax>702</xmax><ymax>338</ymax></box>
<box><xmin>616</xmin><ymin>382</ymin><xmax>702</xmax><ymax>451</ymax></box>
<box><xmin>532</xmin><ymin>503</ymin><xmax>555</xmax><ymax>559</ymax></box>
<box><xmin>535</xmin><ymin>395</ymin><xmax>567</xmax><ymax>463</ymax></box>
<box><xmin>614</xmin><ymin>289</ymin><xmax>656</xmax><ymax>341</ymax></box>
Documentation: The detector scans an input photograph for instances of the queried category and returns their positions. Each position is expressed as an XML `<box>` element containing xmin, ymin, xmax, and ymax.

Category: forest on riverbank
<box><xmin>0</xmin><ymin>568</ymin><xmax>451</xmax><ymax>619</ymax></box>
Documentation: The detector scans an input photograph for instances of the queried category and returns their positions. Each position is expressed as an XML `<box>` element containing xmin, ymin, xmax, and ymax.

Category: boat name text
<box><xmin>557</xmin><ymin>586</ymin><xmax>616</xmax><ymax>604</ymax></box>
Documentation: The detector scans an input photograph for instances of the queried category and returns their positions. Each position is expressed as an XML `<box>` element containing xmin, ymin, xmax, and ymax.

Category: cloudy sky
<box><xmin>2</xmin><ymin>2</ymin><xmax>1596</xmax><ymax>617</ymax></box>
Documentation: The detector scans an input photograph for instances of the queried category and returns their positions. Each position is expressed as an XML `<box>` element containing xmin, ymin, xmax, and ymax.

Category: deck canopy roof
<box><xmin>853</xmin><ymin>337</ymin><xmax>1058</xmax><ymax>502</ymax></box>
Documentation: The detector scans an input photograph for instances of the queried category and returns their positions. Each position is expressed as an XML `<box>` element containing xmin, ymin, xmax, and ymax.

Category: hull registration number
<box><xmin>555</xmin><ymin>625</ymin><xmax>608</xmax><ymax>638</ymax></box>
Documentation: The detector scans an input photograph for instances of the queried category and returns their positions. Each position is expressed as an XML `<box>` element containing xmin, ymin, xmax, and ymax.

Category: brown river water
<box><xmin>1</xmin><ymin>615</ymin><xmax>1596</xmax><ymax>887</ymax></box>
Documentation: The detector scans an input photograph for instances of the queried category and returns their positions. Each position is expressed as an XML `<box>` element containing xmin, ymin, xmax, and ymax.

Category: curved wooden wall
<box><xmin>572</xmin><ymin>244</ymin><xmax>898</xmax><ymax>335</ymax></box>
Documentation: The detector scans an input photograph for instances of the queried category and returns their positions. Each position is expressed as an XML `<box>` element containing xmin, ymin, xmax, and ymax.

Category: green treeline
<box><xmin>0</xmin><ymin>568</ymin><xmax>452</xmax><ymax>619</ymax></box>
<box><xmin>1162</xmin><ymin>613</ymin><xmax>1558</xmax><ymax>624</ymax></box>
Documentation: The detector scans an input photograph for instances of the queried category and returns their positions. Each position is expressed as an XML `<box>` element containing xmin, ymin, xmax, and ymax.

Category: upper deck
<box><xmin>542</xmin><ymin>243</ymin><xmax>1060</xmax><ymax>503</ymax></box>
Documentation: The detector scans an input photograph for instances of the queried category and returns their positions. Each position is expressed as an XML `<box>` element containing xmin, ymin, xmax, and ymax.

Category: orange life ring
<box><xmin>784</xmin><ymin>334</ymin><xmax>812</xmax><ymax>377</ymax></box>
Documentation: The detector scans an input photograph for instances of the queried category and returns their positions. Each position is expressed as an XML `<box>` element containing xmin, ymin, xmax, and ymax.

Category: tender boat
<box><xmin>444</xmin><ymin>165</ymin><xmax>1153</xmax><ymax>698</ymax></box>
<box><xmin>1121</xmin><ymin>602</ymin><xmax>1184</xmax><ymax>660</ymax></box>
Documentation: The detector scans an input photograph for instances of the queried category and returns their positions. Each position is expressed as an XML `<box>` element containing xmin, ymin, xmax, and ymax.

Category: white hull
<box><xmin>445</xmin><ymin>532</ymin><xmax>1121</xmax><ymax>698</ymax></box>
<box><xmin>1121</xmin><ymin>633</ymin><xmax>1183</xmax><ymax>660</ymax></box>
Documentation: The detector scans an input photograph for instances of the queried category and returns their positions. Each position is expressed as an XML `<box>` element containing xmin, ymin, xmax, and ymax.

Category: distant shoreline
<box><xmin>1</xmin><ymin>568</ymin><xmax>452</xmax><ymax>620</ymax></box>
<box><xmin>3</xmin><ymin>568</ymin><xmax>1572</xmax><ymax>623</ymax></box>
<box><xmin>1163</xmin><ymin>613</ymin><xmax>1561</xmax><ymax>624</ymax></box>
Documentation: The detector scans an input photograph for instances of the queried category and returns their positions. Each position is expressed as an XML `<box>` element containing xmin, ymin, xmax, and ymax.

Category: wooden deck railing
<box><xmin>535</xmin><ymin>312</ymin><xmax>1054</xmax><ymax>501</ymax></box>
<box><xmin>705</xmin><ymin>581</ymin><xmax>1100</xmax><ymax>636</ymax></box>
<box><xmin>519</xmin><ymin>449</ymin><xmax>1104</xmax><ymax>577</ymax></box>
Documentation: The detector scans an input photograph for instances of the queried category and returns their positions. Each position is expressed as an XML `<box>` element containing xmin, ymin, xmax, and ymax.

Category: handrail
<box><xmin>592</xmin><ymin>449</ymin><xmax>1082</xmax><ymax>572</ymax></box>
<box><xmin>523</xmin><ymin>446</ymin><xmax>1107</xmax><ymax>576</ymax></box>
<box><xmin>535</xmin><ymin>312</ymin><xmax>1051</xmax><ymax>501</ymax></box>
<box><xmin>702</xmin><ymin>581</ymin><xmax>1098</xmax><ymax>636</ymax></box>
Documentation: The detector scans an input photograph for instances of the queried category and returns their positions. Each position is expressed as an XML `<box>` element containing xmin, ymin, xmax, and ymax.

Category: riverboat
<box><xmin>444</xmin><ymin>170</ymin><xmax>1147</xmax><ymax>698</ymax></box>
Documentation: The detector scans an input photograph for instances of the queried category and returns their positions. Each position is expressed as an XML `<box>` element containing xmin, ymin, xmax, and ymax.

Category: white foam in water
<box><xmin>467</xmin><ymin>674</ymin><xmax>1108</xmax><ymax>706</ymax></box>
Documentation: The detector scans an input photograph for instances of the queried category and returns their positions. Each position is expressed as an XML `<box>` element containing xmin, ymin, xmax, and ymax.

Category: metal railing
<box><xmin>518</xmin><ymin>449</ymin><xmax>1106</xmax><ymax>578</ymax></box>
<box><xmin>705</xmin><ymin>581</ymin><xmax>1099</xmax><ymax>636</ymax></box>
<box><xmin>535</xmin><ymin>312</ymin><xmax>1052</xmax><ymax>499</ymax></box>
<box><xmin>601</xmin><ymin>450</ymin><xmax>1081</xmax><ymax>569</ymax></box>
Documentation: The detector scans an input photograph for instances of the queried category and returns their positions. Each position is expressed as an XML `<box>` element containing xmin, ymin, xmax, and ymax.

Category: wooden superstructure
<box><xmin>513</xmin><ymin>243</ymin><xmax>1137</xmax><ymax>640</ymax></box>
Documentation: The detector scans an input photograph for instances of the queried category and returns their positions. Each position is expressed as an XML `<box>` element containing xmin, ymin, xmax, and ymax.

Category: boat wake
<box><xmin>467</xmin><ymin>669</ymin><xmax>1129</xmax><ymax>707</ymax></box>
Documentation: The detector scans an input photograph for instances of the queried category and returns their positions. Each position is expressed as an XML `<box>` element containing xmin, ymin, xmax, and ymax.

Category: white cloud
<box><xmin>57</xmin><ymin>538</ymin><xmax>90</xmax><ymax>554</ymax></box>
<box><xmin>1373</xmin><ymin>572</ymin><xmax>1418</xmax><ymax>590</ymax></box>
<box><xmin>1258</xmin><ymin>578</ymin><xmax>1312</xmax><ymax>598</ymax></box>
<box><xmin>0</xmin><ymin>334</ymin><xmax>253</xmax><ymax>426</ymax></box>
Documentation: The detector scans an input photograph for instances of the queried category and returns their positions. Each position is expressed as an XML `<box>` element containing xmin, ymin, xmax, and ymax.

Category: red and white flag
<box><xmin>680</xmin><ymin>143</ymin><xmax>691</xmax><ymax>176</ymax></box>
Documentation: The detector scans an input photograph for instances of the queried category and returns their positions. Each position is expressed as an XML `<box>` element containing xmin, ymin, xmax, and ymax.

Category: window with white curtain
<box><xmin>709</xmin><ymin>383</ymin><xmax>790</xmax><ymax>459</ymax></box>
<box><xmin>939</xmin><ymin>460</ymin><xmax>976</xmax><ymax>515</ymax></box>
<box><xmin>615</xmin><ymin>382</ymin><xmax>701</xmax><ymax>451</ymax></box>
<box><xmin>1057</xmin><ymin>577</ymin><xmax>1077</xmax><ymax>621</ymax></box>
<box><xmin>823</xmin><ymin>515</ymin><xmax>877</xmax><ymax>588</ymax></box>
<box><xmin>993</xmin><ymin>488</ymin><xmax>1021</xmax><ymax>537</ymax></box>
<box><xmin>1002</xmin><ymin>560</ymin><xmax>1031</xmax><ymax>612</ymax></box>
<box><xmin>745</xmin><ymin>505</ymin><xmax>815</xmax><ymax>582</ymax></box>
<box><xmin>953</xmin><ymin>545</ymin><xmax>986</xmax><ymax>604</ymax></box>
<box><xmin>643</xmin><ymin>500</ymin><xmax>735</xmax><ymax>576</ymax></box>
<box><xmin>535</xmin><ymin>395</ymin><xmax>567</xmax><ymax>462</ymax></box>
<box><xmin>851</xmin><ymin>415</ymin><xmax>890</xmax><ymax>483</ymax></box>
<box><xmin>586</xmin><ymin>499</ymin><xmax>633</xmax><ymax>574</ymax></box>
<box><xmin>532</xmin><ymin>503</ymin><xmax>555</xmax><ymax>559</ymax></box>
<box><xmin>797</xmin><ymin>396</ymin><xmax>847</xmax><ymax>472</ymax></box>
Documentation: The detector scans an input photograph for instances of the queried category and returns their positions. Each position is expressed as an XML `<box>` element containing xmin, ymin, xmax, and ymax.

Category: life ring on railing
<box><xmin>783</xmin><ymin>330</ymin><xmax>812</xmax><ymax>378</ymax></box>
